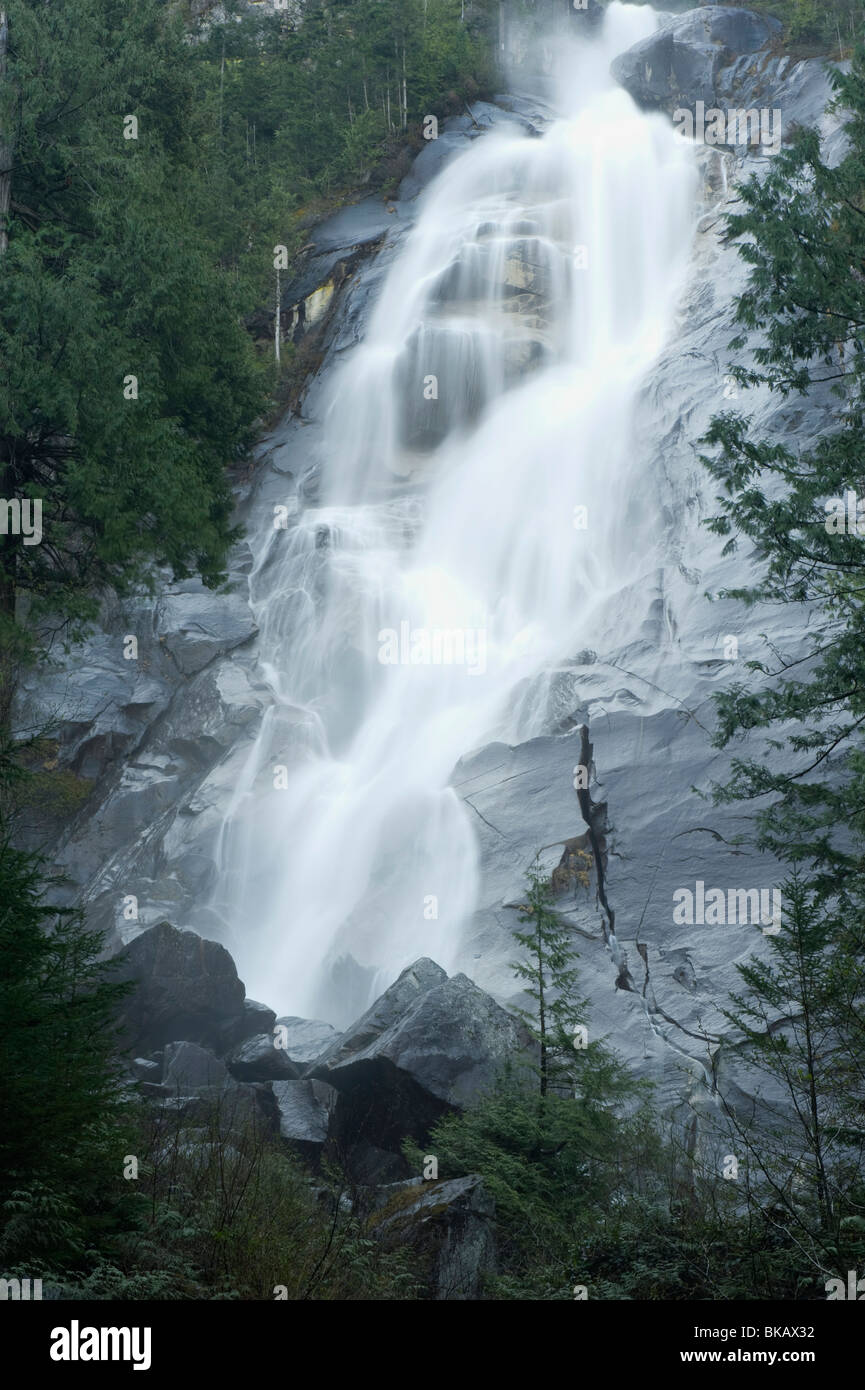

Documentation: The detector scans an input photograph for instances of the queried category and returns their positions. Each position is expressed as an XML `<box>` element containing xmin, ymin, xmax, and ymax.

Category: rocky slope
<box><xmin>115</xmin><ymin>921</ymin><xmax>523</xmax><ymax>1296</ymax></box>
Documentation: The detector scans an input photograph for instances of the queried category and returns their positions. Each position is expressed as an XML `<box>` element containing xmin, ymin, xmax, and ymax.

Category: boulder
<box><xmin>339</xmin><ymin>1141</ymin><xmax>408</xmax><ymax>1187</ymax></box>
<box><xmin>240</xmin><ymin>998</ymin><xmax>278</xmax><ymax>1036</ymax></box>
<box><xmin>153</xmin><ymin>1082</ymin><xmax>279</xmax><ymax>1139</ymax></box>
<box><xmin>368</xmin><ymin>1176</ymin><xmax>496</xmax><ymax>1300</ymax></box>
<box><xmin>273</xmin><ymin>1016</ymin><xmax>341</xmax><ymax>1066</ymax></box>
<box><xmin>272</xmin><ymin>1079</ymin><xmax>338</xmax><ymax>1158</ymax></box>
<box><xmin>113</xmin><ymin>920</ymin><xmax>248</xmax><ymax>1053</ymax></box>
<box><xmin>163</xmin><ymin>1041</ymin><xmax>232</xmax><ymax>1091</ymax></box>
<box><xmin>611</xmin><ymin>6</ymin><xmax>782</xmax><ymax>116</ymax></box>
<box><xmin>310</xmin><ymin>960</ymin><xmax>533</xmax><ymax>1158</ymax></box>
<box><xmin>155</xmin><ymin>1128</ymin><xmax>242</xmax><ymax>1170</ymax></box>
<box><xmin>312</xmin><ymin>957</ymin><xmax>447</xmax><ymax>1072</ymax></box>
<box><xmin>130</xmin><ymin>1057</ymin><xmax>161</xmax><ymax>1081</ymax></box>
<box><xmin>226</xmin><ymin>1033</ymin><xmax>301</xmax><ymax>1083</ymax></box>
<box><xmin>138</xmin><ymin>1038</ymin><xmax>280</xmax><ymax>1138</ymax></box>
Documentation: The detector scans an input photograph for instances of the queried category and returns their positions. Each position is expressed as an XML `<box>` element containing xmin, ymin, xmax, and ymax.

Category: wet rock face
<box><xmin>448</xmin><ymin>57</ymin><xmax>848</xmax><ymax>1118</ymax></box>
<box><xmin>395</xmin><ymin>220</ymin><xmax>565</xmax><ymax>453</ymax></box>
<box><xmin>156</xmin><ymin>589</ymin><xmax>257</xmax><ymax>676</ymax></box>
<box><xmin>611</xmin><ymin>6</ymin><xmax>783</xmax><ymax>116</ymax></box>
<box><xmin>672</xmin><ymin>6</ymin><xmax>782</xmax><ymax>56</ymax></box>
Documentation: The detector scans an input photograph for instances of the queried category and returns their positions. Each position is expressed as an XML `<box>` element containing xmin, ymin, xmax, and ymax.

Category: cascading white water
<box><xmin>214</xmin><ymin>3</ymin><xmax>698</xmax><ymax>1024</ymax></box>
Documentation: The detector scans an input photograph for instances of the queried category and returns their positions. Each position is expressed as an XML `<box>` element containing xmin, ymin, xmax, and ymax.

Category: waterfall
<box><xmin>214</xmin><ymin>3</ymin><xmax>698</xmax><ymax>1024</ymax></box>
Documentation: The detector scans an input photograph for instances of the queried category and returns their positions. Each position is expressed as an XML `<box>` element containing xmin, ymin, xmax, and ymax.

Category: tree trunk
<box><xmin>537</xmin><ymin>918</ymin><xmax>547</xmax><ymax>1098</ymax></box>
<box><xmin>218</xmin><ymin>30</ymin><xmax>226</xmax><ymax>147</ymax></box>
<box><xmin>796</xmin><ymin>938</ymin><xmax>834</xmax><ymax>1230</ymax></box>
<box><xmin>274</xmin><ymin>266</ymin><xmax>280</xmax><ymax>366</ymax></box>
<box><xmin>0</xmin><ymin>460</ymin><xmax>17</xmax><ymax>734</ymax></box>
<box><xmin>0</xmin><ymin>9</ymin><xmax>11</xmax><ymax>258</ymax></box>
<box><xmin>0</xmin><ymin>9</ymin><xmax>17</xmax><ymax>733</ymax></box>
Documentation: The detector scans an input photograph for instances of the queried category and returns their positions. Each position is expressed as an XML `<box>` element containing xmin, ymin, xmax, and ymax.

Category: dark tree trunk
<box><xmin>0</xmin><ymin>10</ymin><xmax>10</xmax><ymax>258</ymax></box>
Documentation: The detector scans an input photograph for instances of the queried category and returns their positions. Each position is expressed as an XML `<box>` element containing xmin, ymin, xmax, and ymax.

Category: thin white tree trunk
<box><xmin>275</xmin><ymin>266</ymin><xmax>281</xmax><ymax>366</ymax></box>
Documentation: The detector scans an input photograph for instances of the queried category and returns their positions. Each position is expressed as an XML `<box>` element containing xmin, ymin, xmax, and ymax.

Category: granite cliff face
<box><xmin>14</xmin><ymin>9</ymin><xmax>846</xmax><ymax>1127</ymax></box>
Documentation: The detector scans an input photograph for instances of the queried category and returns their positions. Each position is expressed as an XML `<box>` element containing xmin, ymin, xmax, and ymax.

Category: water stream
<box><xmin>214</xmin><ymin>3</ymin><xmax>698</xmax><ymax>1024</ymax></box>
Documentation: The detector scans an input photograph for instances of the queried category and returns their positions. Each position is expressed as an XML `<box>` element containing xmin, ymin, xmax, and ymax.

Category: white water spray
<box><xmin>214</xmin><ymin>4</ymin><xmax>697</xmax><ymax>1023</ymax></box>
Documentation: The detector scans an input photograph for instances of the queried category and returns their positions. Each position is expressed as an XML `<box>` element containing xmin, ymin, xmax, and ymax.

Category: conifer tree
<box><xmin>0</xmin><ymin>803</ymin><xmax>131</xmax><ymax>1265</ymax></box>
<box><xmin>701</xmin><ymin>47</ymin><xmax>865</xmax><ymax>889</ymax></box>
<box><xmin>719</xmin><ymin>871</ymin><xmax>865</xmax><ymax>1273</ymax></box>
<box><xmin>0</xmin><ymin>0</ymin><xmax>266</xmax><ymax>715</ymax></box>
<box><xmin>512</xmin><ymin>864</ymin><xmax>591</xmax><ymax>1098</ymax></box>
<box><xmin>701</xmin><ymin>46</ymin><xmax>865</xmax><ymax>1281</ymax></box>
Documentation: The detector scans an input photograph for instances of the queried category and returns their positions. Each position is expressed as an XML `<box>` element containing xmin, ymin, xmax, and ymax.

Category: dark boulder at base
<box><xmin>163</xmin><ymin>1040</ymin><xmax>232</xmax><ymax>1090</ymax></box>
<box><xmin>219</xmin><ymin>996</ymin><xmax>280</xmax><ymax>1053</ymax></box>
<box><xmin>272</xmin><ymin>1079</ymin><xmax>338</xmax><ymax>1163</ymax></box>
<box><xmin>309</xmin><ymin>959</ymin><xmax>534</xmax><ymax>1174</ymax></box>
<box><xmin>129</xmin><ymin>1057</ymin><xmax>161</xmax><ymax>1081</ymax></box>
<box><xmin>343</xmin><ymin>1141</ymin><xmax>409</xmax><ymax>1187</ymax></box>
<box><xmin>238</xmin><ymin>997</ymin><xmax>278</xmax><ymax>1035</ymax></box>
<box><xmin>226</xmin><ymin>1032</ymin><xmax>301</xmax><ymax>1083</ymax></box>
<box><xmin>368</xmin><ymin>1175</ymin><xmax>496</xmax><ymax>1300</ymax></box>
<box><xmin>141</xmin><ymin>1038</ymin><xmax>279</xmax><ymax>1138</ymax></box>
<box><xmin>312</xmin><ymin>957</ymin><xmax>447</xmax><ymax>1070</ymax></box>
<box><xmin>152</xmin><ymin>1080</ymin><xmax>279</xmax><ymax>1139</ymax></box>
<box><xmin>113</xmin><ymin>920</ymin><xmax>248</xmax><ymax>1053</ymax></box>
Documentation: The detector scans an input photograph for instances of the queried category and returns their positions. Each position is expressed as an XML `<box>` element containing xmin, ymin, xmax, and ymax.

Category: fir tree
<box><xmin>700</xmin><ymin>46</ymin><xmax>865</xmax><ymax>891</ymax></box>
<box><xmin>720</xmin><ymin>870</ymin><xmax>865</xmax><ymax>1273</ymax></box>
<box><xmin>700</xmin><ymin>49</ymin><xmax>865</xmax><ymax>1280</ymax></box>
<box><xmin>512</xmin><ymin>863</ymin><xmax>592</xmax><ymax>1098</ymax></box>
<box><xmin>0</xmin><ymin>825</ymin><xmax>132</xmax><ymax>1265</ymax></box>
